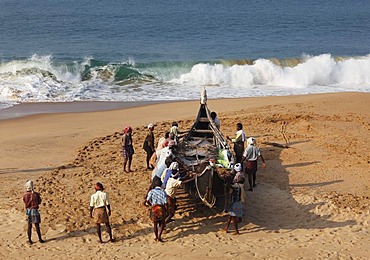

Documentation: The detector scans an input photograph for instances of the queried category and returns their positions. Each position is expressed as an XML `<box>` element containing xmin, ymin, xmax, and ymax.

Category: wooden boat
<box><xmin>175</xmin><ymin>88</ymin><xmax>235</xmax><ymax>212</ymax></box>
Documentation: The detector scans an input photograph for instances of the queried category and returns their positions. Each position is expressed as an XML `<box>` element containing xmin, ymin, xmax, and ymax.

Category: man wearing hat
<box><xmin>90</xmin><ymin>182</ymin><xmax>114</xmax><ymax>243</ymax></box>
<box><xmin>23</xmin><ymin>180</ymin><xmax>44</xmax><ymax>245</ymax></box>
<box><xmin>143</xmin><ymin>123</ymin><xmax>156</xmax><ymax>170</ymax></box>
<box><xmin>241</xmin><ymin>137</ymin><xmax>266</xmax><ymax>191</ymax></box>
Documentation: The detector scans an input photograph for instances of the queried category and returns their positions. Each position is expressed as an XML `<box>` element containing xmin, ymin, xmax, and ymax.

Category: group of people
<box><xmin>23</xmin><ymin>120</ymin><xmax>267</xmax><ymax>244</ymax></box>
<box><xmin>226</xmin><ymin>122</ymin><xmax>266</xmax><ymax>191</ymax></box>
<box><xmin>223</xmin><ymin>122</ymin><xmax>267</xmax><ymax>235</ymax></box>
<box><xmin>120</xmin><ymin>122</ymin><xmax>183</xmax><ymax>173</ymax></box>
<box><xmin>23</xmin><ymin>179</ymin><xmax>114</xmax><ymax>244</ymax></box>
<box><xmin>120</xmin><ymin>121</ymin><xmax>193</xmax><ymax>242</ymax></box>
<box><xmin>143</xmin><ymin>122</ymin><xmax>195</xmax><ymax>242</ymax></box>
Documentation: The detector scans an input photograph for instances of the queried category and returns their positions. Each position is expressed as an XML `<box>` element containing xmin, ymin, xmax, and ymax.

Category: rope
<box><xmin>195</xmin><ymin>166</ymin><xmax>216</xmax><ymax>208</ymax></box>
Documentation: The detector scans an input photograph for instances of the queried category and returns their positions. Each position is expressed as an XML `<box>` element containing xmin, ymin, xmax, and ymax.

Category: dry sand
<box><xmin>0</xmin><ymin>92</ymin><xmax>369</xmax><ymax>259</ymax></box>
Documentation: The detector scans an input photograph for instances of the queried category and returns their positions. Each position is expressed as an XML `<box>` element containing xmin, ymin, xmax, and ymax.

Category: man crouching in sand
<box><xmin>90</xmin><ymin>182</ymin><xmax>114</xmax><ymax>243</ymax></box>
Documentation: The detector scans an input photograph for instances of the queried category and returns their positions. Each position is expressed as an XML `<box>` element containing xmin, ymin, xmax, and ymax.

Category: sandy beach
<box><xmin>1</xmin><ymin>92</ymin><xmax>369</xmax><ymax>259</ymax></box>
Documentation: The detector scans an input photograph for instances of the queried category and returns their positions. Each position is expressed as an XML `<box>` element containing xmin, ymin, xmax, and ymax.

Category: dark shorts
<box><xmin>122</xmin><ymin>145</ymin><xmax>134</xmax><ymax>159</ymax></box>
<box><xmin>26</xmin><ymin>208</ymin><xmax>41</xmax><ymax>224</ymax></box>
<box><xmin>234</xmin><ymin>143</ymin><xmax>244</xmax><ymax>162</ymax></box>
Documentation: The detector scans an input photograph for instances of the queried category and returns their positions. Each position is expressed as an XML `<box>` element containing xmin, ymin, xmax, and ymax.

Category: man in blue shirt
<box><xmin>145</xmin><ymin>178</ymin><xmax>168</xmax><ymax>242</ymax></box>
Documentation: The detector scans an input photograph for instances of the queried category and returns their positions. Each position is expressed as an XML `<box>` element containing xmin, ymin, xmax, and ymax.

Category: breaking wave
<box><xmin>1</xmin><ymin>53</ymin><xmax>369</xmax><ymax>107</ymax></box>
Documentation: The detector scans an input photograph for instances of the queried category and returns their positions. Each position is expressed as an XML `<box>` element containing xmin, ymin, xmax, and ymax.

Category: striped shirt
<box><xmin>147</xmin><ymin>187</ymin><xmax>167</xmax><ymax>205</ymax></box>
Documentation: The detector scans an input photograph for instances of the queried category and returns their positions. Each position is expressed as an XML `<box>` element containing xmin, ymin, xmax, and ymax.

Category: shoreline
<box><xmin>0</xmin><ymin>91</ymin><xmax>367</xmax><ymax>120</ymax></box>
<box><xmin>0</xmin><ymin>100</ymin><xmax>169</xmax><ymax>120</ymax></box>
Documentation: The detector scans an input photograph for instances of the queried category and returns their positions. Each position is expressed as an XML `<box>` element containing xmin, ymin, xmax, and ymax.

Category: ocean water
<box><xmin>1</xmin><ymin>0</ymin><xmax>370</xmax><ymax>109</ymax></box>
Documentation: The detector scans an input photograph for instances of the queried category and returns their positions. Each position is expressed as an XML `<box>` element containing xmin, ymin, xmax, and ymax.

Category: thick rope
<box><xmin>195</xmin><ymin>166</ymin><xmax>216</xmax><ymax>208</ymax></box>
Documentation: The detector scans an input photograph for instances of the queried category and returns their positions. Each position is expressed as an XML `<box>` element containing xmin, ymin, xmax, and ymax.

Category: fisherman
<box><xmin>156</xmin><ymin>131</ymin><xmax>170</xmax><ymax>151</ymax></box>
<box><xmin>223</xmin><ymin>176</ymin><xmax>245</xmax><ymax>235</ymax></box>
<box><xmin>169</xmin><ymin>121</ymin><xmax>187</xmax><ymax>144</ymax></box>
<box><xmin>210</xmin><ymin>111</ymin><xmax>220</xmax><ymax>129</ymax></box>
<box><xmin>121</xmin><ymin>126</ymin><xmax>134</xmax><ymax>173</ymax></box>
<box><xmin>241</xmin><ymin>137</ymin><xmax>266</xmax><ymax>191</ymax></box>
<box><xmin>23</xmin><ymin>180</ymin><xmax>44</xmax><ymax>245</ymax></box>
<box><xmin>151</xmin><ymin>140</ymin><xmax>176</xmax><ymax>180</ymax></box>
<box><xmin>170</xmin><ymin>122</ymin><xmax>180</xmax><ymax>144</ymax></box>
<box><xmin>164</xmin><ymin>168</ymin><xmax>195</xmax><ymax>224</ymax></box>
<box><xmin>150</xmin><ymin>132</ymin><xmax>173</xmax><ymax>169</ymax></box>
<box><xmin>143</xmin><ymin>123</ymin><xmax>156</xmax><ymax>170</ymax></box>
<box><xmin>161</xmin><ymin>161</ymin><xmax>178</xmax><ymax>189</ymax></box>
<box><xmin>226</xmin><ymin>123</ymin><xmax>246</xmax><ymax>163</ymax></box>
<box><xmin>89</xmin><ymin>182</ymin><xmax>114</xmax><ymax>243</ymax></box>
<box><xmin>143</xmin><ymin>159</ymin><xmax>171</xmax><ymax>209</ymax></box>
<box><xmin>233</xmin><ymin>163</ymin><xmax>245</xmax><ymax>184</ymax></box>
<box><xmin>144</xmin><ymin>178</ymin><xmax>168</xmax><ymax>242</ymax></box>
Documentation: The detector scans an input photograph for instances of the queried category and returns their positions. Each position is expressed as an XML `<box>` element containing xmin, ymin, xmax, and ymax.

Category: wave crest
<box><xmin>174</xmin><ymin>54</ymin><xmax>370</xmax><ymax>88</ymax></box>
<box><xmin>1</xmin><ymin>53</ymin><xmax>369</xmax><ymax>104</ymax></box>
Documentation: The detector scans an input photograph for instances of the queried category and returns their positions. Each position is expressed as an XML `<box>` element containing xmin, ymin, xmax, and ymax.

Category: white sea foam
<box><xmin>174</xmin><ymin>54</ymin><xmax>370</xmax><ymax>89</ymax></box>
<box><xmin>0</xmin><ymin>54</ymin><xmax>369</xmax><ymax>109</ymax></box>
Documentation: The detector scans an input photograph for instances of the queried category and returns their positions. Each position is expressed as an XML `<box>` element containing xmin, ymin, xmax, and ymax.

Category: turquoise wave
<box><xmin>1</xmin><ymin>55</ymin><xmax>367</xmax><ymax>85</ymax></box>
<box><xmin>1</xmin><ymin>53</ymin><xmax>369</xmax><ymax>105</ymax></box>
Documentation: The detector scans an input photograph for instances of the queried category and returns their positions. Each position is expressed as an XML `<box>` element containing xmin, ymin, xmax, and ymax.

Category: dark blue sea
<box><xmin>1</xmin><ymin>0</ymin><xmax>370</xmax><ymax>109</ymax></box>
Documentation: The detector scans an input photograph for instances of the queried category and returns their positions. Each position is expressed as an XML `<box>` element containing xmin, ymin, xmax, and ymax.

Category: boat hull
<box><xmin>175</xmin><ymin>101</ymin><xmax>235</xmax><ymax>211</ymax></box>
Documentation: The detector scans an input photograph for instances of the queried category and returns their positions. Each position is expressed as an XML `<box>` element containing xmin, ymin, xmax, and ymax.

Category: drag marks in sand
<box><xmin>2</xmin><ymin>101</ymin><xmax>370</xmax><ymax>259</ymax></box>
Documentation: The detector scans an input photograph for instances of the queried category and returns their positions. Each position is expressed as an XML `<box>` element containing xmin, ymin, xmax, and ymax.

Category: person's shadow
<box><xmin>162</xmin><ymin>140</ymin><xmax>355</xmax><ymax>241</ymax></box>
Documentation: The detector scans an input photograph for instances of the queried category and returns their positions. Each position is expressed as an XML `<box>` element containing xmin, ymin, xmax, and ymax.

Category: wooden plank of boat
<box><xmin>176</xmin><ymin>88</ymin><xmax>235</xmax><ymax>211</ymax></box>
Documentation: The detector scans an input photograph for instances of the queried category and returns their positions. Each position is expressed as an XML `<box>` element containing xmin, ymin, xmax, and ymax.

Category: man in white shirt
<box><xmin>90</xmin><ymin>182</ymin><xmax>114</xmax><ymax>243</ymax></box>
<box><xmin>241</xmin><ymin>137</ymin><xmax>266</xmax><ymax>191</ymax></box>
<box><xmin>164</xmin><ymin>171</ymin><xmax>194</xmax><ymax>224</ymax></box>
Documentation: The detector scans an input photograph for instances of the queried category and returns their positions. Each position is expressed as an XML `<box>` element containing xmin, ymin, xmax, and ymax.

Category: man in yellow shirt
<box><xmin>226</xmin><ymin>123</ymin><xmax>246</xmax><ymax>163</ymax></box>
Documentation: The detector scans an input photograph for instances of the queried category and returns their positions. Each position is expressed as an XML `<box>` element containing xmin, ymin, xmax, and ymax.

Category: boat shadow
<box><xmin>164</xmin><ymin>142</ymin><xmax>356</xmax><ymax>241</ymax></box>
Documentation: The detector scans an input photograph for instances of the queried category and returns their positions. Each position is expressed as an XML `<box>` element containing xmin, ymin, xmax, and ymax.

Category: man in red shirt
<box><xmin>23</xmin><ymin>180</ymin><xmax>44</xmax><ymax>245</ymax></box>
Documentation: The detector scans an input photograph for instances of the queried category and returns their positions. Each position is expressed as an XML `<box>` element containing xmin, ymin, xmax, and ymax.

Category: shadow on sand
<box><xmin>160</xmin><ymin>140</ymin><xmax>356</xmax><ymax>241</ymax></box>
